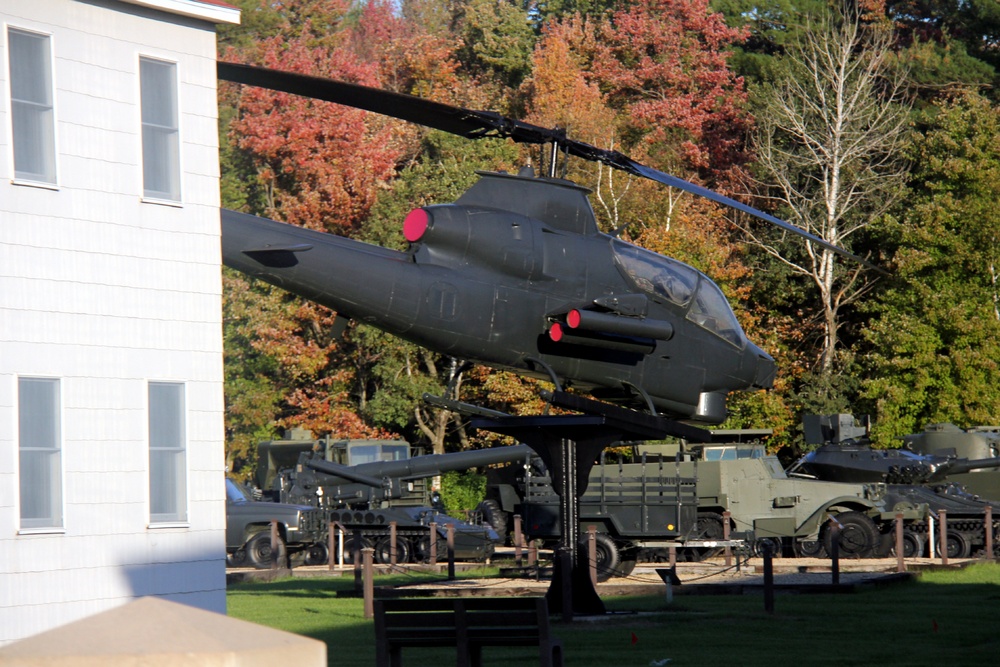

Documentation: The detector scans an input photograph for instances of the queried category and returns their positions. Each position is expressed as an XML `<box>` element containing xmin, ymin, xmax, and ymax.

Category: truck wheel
<box><xmin>414</xmin><ymin>534</ymin><xmax>447</xmax><ymax>563</ymax></box>
<box><xmin>304</xmin><ymin>543</ymin><xmax>329</xmax><ymax>566</ymax></box>
<box><xmin>682</xmin><ymin>512</ymin><xmax>725</xmax><ymax>561</ymax></box>
<box><xmin>580</xmin><ymin>533</ymin><xmax>620</xmax><ymax>582</ymax></box>
<box><xmin>793</xmin><ymin>539</ymin><xmax>826</xmax><ymax>558</ymax></box>
<box><xmin>246</xmin><ymin>532</ymin><xmax>287</xmax><ymax>569</ymax></box>
<box><xmin>342</xmin><ymin>536</ymin><xmax>373</xmax><ymax>565</ymax></box>
<box><xmin>824</xmin><ymin>512</ymin><xmax>879</xmax><ymax>558</ymax></box>
<box><xmin>945</xmin><ymin>530</ymin><xmax>971</xmax><ymax>559</ymax></box>
<box><xmin>475</xmin><ymin>499</ymin><xmax>508</xmax><ymax>544</ymax></box>
<box><xmin>375</xmin><ymin>536</ymin><xmax>412</xmax><ymax>564</ymax></box>
<box><xmin>891</xmin><ymin>530</ymin><xmax>925</xmax><ymax>559</ymax></box>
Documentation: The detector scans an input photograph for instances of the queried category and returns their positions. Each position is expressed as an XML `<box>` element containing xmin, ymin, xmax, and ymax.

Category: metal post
<box><xmin>723</xmin><ymin>510</ymin><xmax>732</xmax><ymax>567</ymax></box>
<box><xmin>895</xmin><ymin>513</ymin><xmax>906</xmax><ymax>573</ymax></box>
<box><xmin>334</xmin><ymin>521</ymin><xmax>338</xmax><ymax>570</ymax></box>
<box><xmin>985</xmin><ymin>505</ymin><xmax>993</xmax><ymax>560</ymax></box>
<box><xmin>354</xmin><ymin>529</ymin><xmax>363</xmax><ymax>592</ymax></box>
<box><xmin>362</xmin><ymin>547</ymin><xmax>375</xmax><ymax>620</ymax></box>
<box><xmin>587</xmin><ymin>526</ymin><xmax>597</xmax><ymax>587</ymax></box>
<box><xmin>559</xmin><ymin>548</ymin><xmax>574</xmax><ymax>622</ymax></box>
<box><xmin>429</xmin><ymin>522</ymin><xmax>437</xmax><ymax>565</ymax></box>
<box><xmin>270</xmin><ymin>520</ymin><xmax>280</xmax><ymax>570</ymax></box>
<box><xmin>390</xmin><ymin>521</ymin><xmax>397</xmax><ymax>566</ymax></box>
<box><xmin>939</xmin><ymin>509</ymin><xmax>948</xmax><ymax>566</ymax></box>
<box><xmin>829</xmin><ymin>517</ymin><xmax>841</xmax><ymax>586</ymax></box>
<box><xmin>669</xmin><ymin>544</ymin><xmax>677</xmax><ymax>568</ymax></box>
<box><xmin>928</xmin><ymin>513</ymin><xmax>936</xmax><ymax>558</ymax></box>
<box><xmin>447</xmin><ymin>523</ymin><xmax>456</xmax><ymax>581</ymax></box>
<box><xmin>528</xmin><ymin>540</ymin><xmax>537</xmax><ymax>567</ymax></box>
<box><xmin>762</xmin><ymin>542</ymin><xmax>774</xmax><ymax>615</ymax></box>
<box><xmin>514</xmin><ymin>514</ymin><xmax>523</xmax><ymax>566</ymax></box>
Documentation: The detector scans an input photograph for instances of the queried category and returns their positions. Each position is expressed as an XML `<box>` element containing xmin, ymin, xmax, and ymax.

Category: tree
<box><xmin>862</xmin><ymin>90</ymin><xmax>1000</xmax><ymax>444</ymax></box>
<box><xmin>746</xmin><ymin>3</ymin><xmax>910</xmax><ymax>375</ymax></box>
<box><xmin>593</xmin><ymin>0</ymin><xmax>751</xmax><ymax>186</ymax></box>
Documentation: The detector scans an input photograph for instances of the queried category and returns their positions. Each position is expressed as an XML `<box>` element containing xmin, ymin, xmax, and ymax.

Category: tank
<box><xmin>787</xmin><ymin>415</ymin><xmax>1000</xmax><ymax>558</ymax></box>
<box><xmin>902</xmin><ymin>423</ymin><xmax>1000</xmax><ymax>501</ymax></box>
<box><xmin>257</xmin><ymin>431</ymin><xmax>531</xmax><ymax>565</ymax></box>
<box><xmin>484</xmin><ymin>429</ymin><xmax>929</xmax><ymax>575</ymax></box>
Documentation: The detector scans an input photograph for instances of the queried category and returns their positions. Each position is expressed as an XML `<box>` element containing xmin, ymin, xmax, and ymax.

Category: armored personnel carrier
<box><xmin>256</xmin><ymin>430</ymin><xmax>530</xmax><ymax>565</ymax></box>
<box><xmin>787</xmin><ymin>415</ymin><xmax>1000</xmax><ymax>558</ymax></box>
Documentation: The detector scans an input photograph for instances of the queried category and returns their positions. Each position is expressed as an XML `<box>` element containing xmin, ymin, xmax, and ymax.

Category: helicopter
<box><xmin>218</xmin><ymin>62</ymin><xmax>873</xmax><ymax>424</ymax></box>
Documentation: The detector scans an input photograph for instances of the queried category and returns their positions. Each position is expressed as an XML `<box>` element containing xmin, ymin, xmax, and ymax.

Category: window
<box><xmin>8</xmin><ymin>28</ymin><xmax>56</xmax><ymax>184</ymax></box>
<box><xmin>19</xmin><ymin>378</ymin><xmax>62</xmax><ymax>529</ymax></box>
<box><xmin>140</xmin><ymin>57</ymin><xmax>180</xmax><ymax>201</ymax></box>
<box><xmin>149</xmin><ymin>382</ymin><xmax>187</xmax><ymax>523</ymax></box>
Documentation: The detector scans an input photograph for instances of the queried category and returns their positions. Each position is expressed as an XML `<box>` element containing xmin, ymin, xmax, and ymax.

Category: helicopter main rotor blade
<box><xmin>219</xmin><ymin>61</ymin><xmax>879</xmax><ymax>270</ymax></box>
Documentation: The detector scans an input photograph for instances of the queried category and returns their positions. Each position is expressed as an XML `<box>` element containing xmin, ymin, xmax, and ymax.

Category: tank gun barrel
<box><xmin>304</xmin><ymin>444</ymin><xmax>533</xmax><ymax>488</ymax></box>
<box><xmin>929</xmin><ymin>456</ymin><xmax>1000</xmax><ymax>481</ymax></box>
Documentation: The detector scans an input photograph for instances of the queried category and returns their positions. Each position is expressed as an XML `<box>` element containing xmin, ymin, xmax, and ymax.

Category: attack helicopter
<box><xmin>218</xmin><ymin>62</ymin><xmax>873</xmax><ymax>424</ymax></box>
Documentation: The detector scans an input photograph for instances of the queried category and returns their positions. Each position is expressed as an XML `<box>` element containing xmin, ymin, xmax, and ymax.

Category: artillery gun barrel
<box><xmin>304</xmin><ymin>444</ymin><xmax>533</xmax><ymax>486</ymax></box>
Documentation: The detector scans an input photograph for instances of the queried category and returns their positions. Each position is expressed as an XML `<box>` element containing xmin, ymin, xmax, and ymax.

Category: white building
<box><xmin>0</xmin><ymin>0</ymin><xmax>239</xmax><ymax>645</ymax></box>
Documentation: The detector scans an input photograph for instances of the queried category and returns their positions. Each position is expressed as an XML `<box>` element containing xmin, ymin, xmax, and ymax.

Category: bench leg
<box><xmin>468</xmin><ymin>645</ymin><xmax>482</xmax><ymax>667</ymax></box>
<box><xmin>540</xmin><ymin>639</ymin><xmax>564</xmax><ymax>667</ymax></box>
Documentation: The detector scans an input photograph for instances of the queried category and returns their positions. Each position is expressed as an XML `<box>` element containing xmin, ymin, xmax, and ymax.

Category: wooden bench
<box><xmin>373</xmin><ymin>596</ymin><xmax>563</xmax><ymax>667</ymax></box>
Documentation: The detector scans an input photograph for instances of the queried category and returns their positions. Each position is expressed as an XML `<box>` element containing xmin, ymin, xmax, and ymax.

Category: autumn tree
<box><xmin>746</xmin><ymin>3</ymin><xmax>910</xmax><ymax>379</ymax></box>
<box><xmin>862</xmin><ymin>90</ymin><xmax>1000</xmax><ymax>444</ymax></box>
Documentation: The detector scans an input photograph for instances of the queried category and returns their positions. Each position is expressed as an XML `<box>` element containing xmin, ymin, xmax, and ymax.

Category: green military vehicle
<box><xmin>484</xmin><ymin>430</ymin><xmax>929</xmax><ymax>574</ymax></box>
<box><xmin>902</xmin><ymin>423</ymin><xmax>1000</xmax><ymax>501</ymax></box>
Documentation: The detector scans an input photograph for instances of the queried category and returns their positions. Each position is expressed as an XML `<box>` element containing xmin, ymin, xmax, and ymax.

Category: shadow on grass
<box><xmin>229</xmin><ymin>564</ymin><xmax>1000</xmax><ymax>667</ymax></box>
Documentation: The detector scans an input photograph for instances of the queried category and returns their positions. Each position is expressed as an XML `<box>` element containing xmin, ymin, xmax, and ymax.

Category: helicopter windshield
<box><xmin>612</xmin><ymin>239</ymin><xmax>745</xmax><ymax>348</ymax></box>
<box><xmin>611</xmin><ymin>240</ymin><xmax>698</xmax><ymax>306</ymax></box>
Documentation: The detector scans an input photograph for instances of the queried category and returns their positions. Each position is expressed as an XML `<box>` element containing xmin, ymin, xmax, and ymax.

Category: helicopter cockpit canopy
<box><xmin>611</xmin><ymin>239</ymin><xmax>745</xmax><ymax>348</ymax></box>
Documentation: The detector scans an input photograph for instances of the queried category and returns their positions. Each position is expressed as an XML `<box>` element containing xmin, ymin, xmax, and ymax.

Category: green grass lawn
<box><xmin>227</xmin><ymin>563</ymin><xmax>1000</xmax><ymax>667</ymax></box>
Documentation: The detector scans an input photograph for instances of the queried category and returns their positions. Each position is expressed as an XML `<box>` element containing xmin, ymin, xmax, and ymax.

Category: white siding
<box><xmin>0</xmin><ymin>0</ymin><xmax>232</xmax><ymax>644</ymax></box>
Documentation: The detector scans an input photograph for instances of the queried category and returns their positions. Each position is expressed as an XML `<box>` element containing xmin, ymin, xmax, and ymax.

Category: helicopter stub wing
<box><xmin>218</xmin><ymin>62</ymin><xmax>881</xmax><ymax>272</ymax></box>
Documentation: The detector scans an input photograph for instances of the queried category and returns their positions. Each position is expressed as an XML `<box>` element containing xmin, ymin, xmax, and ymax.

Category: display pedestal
<box><xmin>472</xmin><ymin>391</ymin><xmax>709</xmax><ymax>618</ymax></box>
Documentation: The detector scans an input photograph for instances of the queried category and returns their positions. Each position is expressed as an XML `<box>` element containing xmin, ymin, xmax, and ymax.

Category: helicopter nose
<box><xmin>751</xmin><ymin>344</ymin><xmax>776</xmax><ymax>389</ymax></box>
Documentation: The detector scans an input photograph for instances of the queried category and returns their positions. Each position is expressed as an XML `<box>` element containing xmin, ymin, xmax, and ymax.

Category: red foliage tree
<box><xmin>592</xmin><ymin>0</ymin><xmax>751</xmax><ymax>188</ymax></box>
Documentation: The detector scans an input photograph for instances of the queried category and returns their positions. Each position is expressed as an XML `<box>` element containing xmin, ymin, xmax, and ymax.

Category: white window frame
<box><xmin>139</xmin><ymin>55</ymin><xmax>181</xmax><ymax>203</ymax></box>
<box><xmin>17</xmin><ymin>376</ymin><xmax>64</xmax><ymax>533</ymax></box>
<box><xmin>6</xmin><ymin>25</ymin><xmax>58</xmax><ymax>188</ymax></box>
<box><xmin>148</xmin><ymin>381</ymin><xmax>188</xmax><ymax>525</ymax></box>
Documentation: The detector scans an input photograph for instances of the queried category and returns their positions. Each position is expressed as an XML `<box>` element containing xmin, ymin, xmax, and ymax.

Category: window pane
<box><xmin>149</xmin><ymin>382</ymin><xmax>186</xmax><ymax>522</ymax></box>
<box><xmin>19</xmin><ymin>378</ymin><xmax>62</xmax><ymax>529</ymax></box>
<box><xmin>140</xmin><ymin>57</ymin><xmax>180</xmax><ymax>200</ymax></box>
<box><xmin>8</xmin><ymin>28</ymin><xmax>56</xmax><ymax>183</ymax></box>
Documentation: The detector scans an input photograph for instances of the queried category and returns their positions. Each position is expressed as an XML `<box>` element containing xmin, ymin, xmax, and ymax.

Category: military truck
<box><xmin>225</xmin><ymin>477</ymin><xmax>328</xmax><ymax>569</ymax></box>
<box><xmin>255</xmin><ymin>430</ymin><xmax>531</xmax><ymax>565</ymax></box>
<box><xmin>484</xmin><ymin>430</ymin><xmax>930</xmax><ymax>573</ymax></box>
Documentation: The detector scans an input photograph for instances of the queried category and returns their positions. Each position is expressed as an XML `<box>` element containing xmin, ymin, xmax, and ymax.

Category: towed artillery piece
<box><xmin>483</xmin><ymin>430</ymin><xmax>928</xmax><ymax>576</ymax></box>
<box><xmin>256</xmin><ymin>430</ymin><xmax>531</xmax><ymax>565</ymax></box>
<box><xmin>787</xmin><ymin>415</ymin><xmax>1000</xmax><ymax>558</ymax></box>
